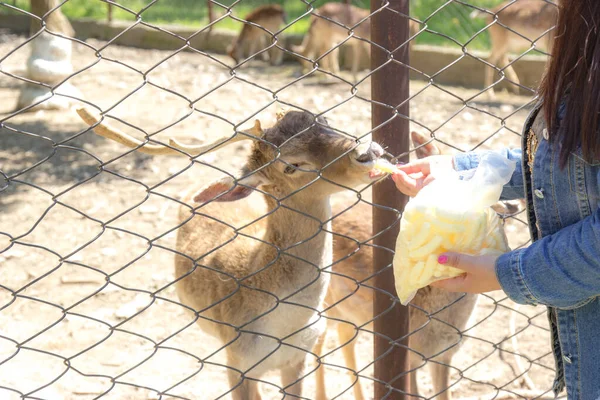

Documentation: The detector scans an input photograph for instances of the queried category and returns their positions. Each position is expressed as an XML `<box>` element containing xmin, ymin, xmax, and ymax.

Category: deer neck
<box><xmin>263</xmin><ymin>194</ymin><xmax>333</xmax><ymax>268</ymax></box>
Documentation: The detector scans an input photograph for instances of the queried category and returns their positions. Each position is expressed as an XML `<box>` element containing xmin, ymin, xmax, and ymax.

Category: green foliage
<box><xmin>5</xmin><ymin>0</ymin><xmax>507</xmax><ymax>50</ymax></box>
<box><xmin>411</xmin><ymin>0</ymin><xmax>505</xmax><ymax>50</ymax></box>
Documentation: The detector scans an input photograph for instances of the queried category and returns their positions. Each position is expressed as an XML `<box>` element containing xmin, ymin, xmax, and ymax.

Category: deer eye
<box><xmin>284</xmin><ymin>163</ymin><xmax>300</xmax><ymax>174</ymax></box>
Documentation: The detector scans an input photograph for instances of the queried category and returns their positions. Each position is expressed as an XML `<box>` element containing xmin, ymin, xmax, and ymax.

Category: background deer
<box><xmin>316</xmin><ymin>132</ymin><xmax>478</xmax><ymax>400</ymax></box>
<box><xmin>227</xmin><ymin>5</ymin><xmax>286</xmax><ymax>66</ymax></box>
<box><xmin>292</xmin><ymin>3</ymin><xmax>419</xmax><ymax>81</ymax></box>
<box><xmin>471</xmin><ymin>0</ymin><xmax>557</xmax><ymax>98</ymax></box>
<box><xmin>77</xmin><ymin>108</ymin><xmax>386</xmax><ymax>400</ymax></box>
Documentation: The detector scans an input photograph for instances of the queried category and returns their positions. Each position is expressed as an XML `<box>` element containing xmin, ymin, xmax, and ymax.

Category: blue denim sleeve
<box><xmin>495</xmin><ymin>207</ymin><xmax>600</xmax><ymax>308</ymax></box>
<box><xmin>453</xmin><ymin>149</ymin><xmax>524</xmax><ymax>200</ymax></box>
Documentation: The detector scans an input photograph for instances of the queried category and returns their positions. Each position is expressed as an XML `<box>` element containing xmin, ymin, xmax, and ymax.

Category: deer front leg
<box><xmin>281</xmin><ymin>361</ymin><xmax>305</xmax><ymax>398</ymax></box>
<box><xmin>329</xmin><ymin>46</ymin><xmax>341</xmax><ymax>76</ymax></box>
<box><xmin>259</xmin><ymin>34</ymin><xmax>271</xmax><ymax>62</ymax></box>
<box><xmin>314</xmin><ymin>328</ymin><xmax>328</xmax><ymax>400</ymax></box>
<box><xmin>430</xmin><ymin>361</ymin><xmax>452</xmax><ymax>400</ymax></box>
<box><xmin>501</xmin><ymin>58</ymin><xmax>521</xmax><ymax>95</ymax></box>
<box><xmin>337</xmin><ymin>322</ymin><xmax>365</xmax><ymax>400</ymax></box>
<box><xmin>409</xmin><ymin>352</ymin><xmax>423</xmax><ymax>398</ymax></box>
<box><xmin>484</xmin><ymin>28</ymin><xmax>509</xmax><ymax>99</ymax></box>
<box><xmin>227</xmin><ymin>369</ymin><xmax>261</xmax><ymax>400</ymax></box>
<box><xmin>270</xmin><ymin>42</ymin><xmax>284</xmax><ymax>66</ymax></box>
<box><xmin>247</xmin><ymin>35</ymin><xmax>259</xmax><ymax>63</ymax></box>
<box><xmin>350</xmin><ymin>43</ymin><xmax>362</xmax><ymax>83</ymax></box>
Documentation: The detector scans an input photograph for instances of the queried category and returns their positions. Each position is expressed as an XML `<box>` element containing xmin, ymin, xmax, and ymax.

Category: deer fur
<box><xmin>292</xmin><ymin>3</ymin><xmax>419</xmax><ymax>81</ymax></box>
<box><xmin>227</xmin><ymin>5</ymin><xmax>286</xmax><ymax>66</ymax></box>
<box><xmin>472</xmin><ymin>0</ymin><xmax>557</xmax><ymax>98</ymax></box>
<box><xmin>76</xmin><ymin>108</ymin><xmax>386</xmax><ymax>399</ymax></box>
<box><xmin>314</xmin><ymin>132</ymin><xmax>478</xmax><ymax>400</ymax></box>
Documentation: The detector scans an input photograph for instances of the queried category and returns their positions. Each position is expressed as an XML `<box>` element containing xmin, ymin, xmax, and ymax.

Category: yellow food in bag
<box><xmin>393</xmin><ymin>153</ymin><xmax>516</xmax><ymax>305</ymax></box>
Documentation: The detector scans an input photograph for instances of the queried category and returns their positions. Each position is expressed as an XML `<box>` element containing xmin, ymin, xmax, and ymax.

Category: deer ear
<box><xmin>192</xmin><ymin>174</ymin><xmax>264</xmax><ymax>204</ymax></box>
<box><xmin>411</xmin><ymin>131</ymin><xmax>441</xmax><ymax>158</ymax></box>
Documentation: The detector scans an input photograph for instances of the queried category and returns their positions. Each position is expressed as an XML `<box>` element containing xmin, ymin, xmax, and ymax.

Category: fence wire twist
<box><xmin>0</xmin><ymin>0</ymin><xmax>560</xmax><ymax>399</ymax></box>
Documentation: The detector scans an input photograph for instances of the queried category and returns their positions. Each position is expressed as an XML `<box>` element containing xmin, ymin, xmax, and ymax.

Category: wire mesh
<box><xmin>0</xmin><ymin>0</ymin><xmax>562</xmax><ymax>399</ymax></box>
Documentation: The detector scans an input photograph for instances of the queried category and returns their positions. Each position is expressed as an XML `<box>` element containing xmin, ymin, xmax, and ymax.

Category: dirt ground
<box><xmin>0</xmin><ymin>31</ymin><xmax>561</xmax><ymax>400</ymax></box>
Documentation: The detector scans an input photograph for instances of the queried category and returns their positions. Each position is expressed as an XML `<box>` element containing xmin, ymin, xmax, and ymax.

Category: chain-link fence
<box><xmin>0</xmin><ymin>0</ymin><xmax>561</xmax><ymax>399</ymax></box>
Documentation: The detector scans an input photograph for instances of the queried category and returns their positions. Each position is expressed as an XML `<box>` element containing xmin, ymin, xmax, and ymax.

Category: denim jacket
<box><xmin>453</xmin><ymin>102</ymin><xmax>600</xmax><ymax>400</ymax></box>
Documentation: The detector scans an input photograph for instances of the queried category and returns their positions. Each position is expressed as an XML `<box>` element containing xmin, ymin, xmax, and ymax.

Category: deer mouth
<box><xmin>368</xmin><ymin>168</ymin><xmax>387</xmax><ymax>180</ymax></box>
<box><xmin>367</xmin><ymin>157</ymin><xmax>403</xmax><ymax>180</ymax></box>
<box><xmin>354</xmin><ymin>158</ymin><xmax>383</xmax><ymax>181</ymax></box>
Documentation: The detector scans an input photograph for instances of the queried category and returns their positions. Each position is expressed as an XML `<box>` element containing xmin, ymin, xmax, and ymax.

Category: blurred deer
<box><xmin>315</xmin><ymin>132</ymin><xmax>479</xmax><ymax>400</ymax></box>
<box><xmin>76</xmin><ymin>108</ymin><xmax>386</xmax><ymax>400</ymax></box>
<box><xmin>471</xmin><ymin>0</ymin><xmax>558</xmax><ymax>98</ymax></box>
<box><xmin>292</xmin><ymin>3</ymin><xmax>419</xmax><ymax>81</ymax></box>
<box><xmin>227</xmin><ymin>5</ymin><xmax>286</xmax><ymax>66</ymax></box>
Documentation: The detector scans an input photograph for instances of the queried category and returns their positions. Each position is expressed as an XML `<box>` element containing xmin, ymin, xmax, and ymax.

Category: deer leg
<box><xmin>329</xmin><ymin>46</ymin><xmax>341</xmax><ymax>76</ymax></box>
<box><xmin>259</xmin><ymin>34</ymin><xmax>270</xmax><ymax>62</ymax></box>
<box><xmin>314</xmin><ymin>327</ymin><xmax>328</xmax><ymax>400</ymax></box>
<box><xmin>337</xmin><ymin>323</ymin><xmax>365</xmax><ymax>400</ymax></box>
<box><xmin>484</xmin><ymin>63</ymin><xmax>497</xmax><ymax>99</ymax></box>
<box><xmin>234</xmin><ymin>45</ymin><xmax>245</xmax><ymax>66</ymax></box>
<box><xmin>281</xmin><ymin>361</ymin><xmax>305</xmax><ymax>398</ymax></box>
<box><xmin>485</xmin><ymin>27</ymin><xmax>508</xmax><ymax>99</ymax></box>
<box><xmin>430</xmin><ymin>361</ymin><xmax>452</xmax><ymax>400</ymax></box>
<box><xmin>484</xmin><ymin>50</ymin><xmax>503</xmax><ymax>100</ymax></box>
<box><xmin>294</xmin><ymin>30</ymin><xmax>316</xmax><ymax>74</ymax></box>
<box><xmin>318</xmin><ymin>47</ymin><xmax>330</xmax><ymax>73</ymax></box>
<box><xmin>270</xmin><ymin>46</ymin><xmax>283</xmax><ymax>66</ymax></box>
<box><xmin>270</xmin><ymin>36</ymin><xmax>283</xmax><ymax>66</ymax></box>
<box><xmin>501</xmin><ymin>56</ymin><xmax>521</xmax><ymax>94</ymax></box>
<box><xmin>410</xmin><ymin>356</ymin><xmax>421</xmax><ymax>398</ymax></box>
<box><xmin>304</xmin><ymin>44</ymin><xmax>316</xmax><ymax>73</ymax></box>
<box><xmin>351</xmin><ymin>43</ymin><xmax>361</xmax><ymax>82</ymax></box>
<box><xmin>247</xmin><ymin>36</ymin><xmax>258</xmax><ymax>63</ymax></box>
<box><xmin>227</xmin><ymin>369</ymin><xmax>261</xmax><ymax>400</ymax></box>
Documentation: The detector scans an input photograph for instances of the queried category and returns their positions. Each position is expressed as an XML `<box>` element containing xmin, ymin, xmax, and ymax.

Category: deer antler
<box><xmin>76</xmin><ymin>108</ymin><xmax>263</xmax><ymax>156</ymax></box>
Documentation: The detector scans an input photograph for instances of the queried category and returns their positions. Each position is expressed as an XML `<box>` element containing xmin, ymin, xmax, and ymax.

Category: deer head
<box><xmin>76</xmin><ymin>109</ymin><xmax>385</xmax><ymax>205</ymax></box>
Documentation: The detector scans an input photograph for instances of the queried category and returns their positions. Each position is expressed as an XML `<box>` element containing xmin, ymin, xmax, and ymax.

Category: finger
<box><xmin>391</xmin><ymin>171</ymin><xmax>420</xmax><ymax>196</ymax></box>
<box><xmin>422</xmin><ymin>174</ymin><xmax>436</xmax><ymax>188</ymax></box>
<box><xmin>396</xmin><ymin>160</ymin><xmax>431</xmax><ymax>175</ymax></box>
<box><xmin>438</xmin><ymin>252</ymin><xmax>478</xmax><ymax>273</ymax></box>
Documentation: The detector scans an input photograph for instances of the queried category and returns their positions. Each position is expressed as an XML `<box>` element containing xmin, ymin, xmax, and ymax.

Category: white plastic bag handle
<box><xmin>471</xmin><ymin>152</ymin><xmax>517</xmax><ymax>208</ymax></box>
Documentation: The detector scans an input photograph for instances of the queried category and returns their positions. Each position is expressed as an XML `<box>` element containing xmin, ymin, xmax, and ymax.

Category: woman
<box><xmin>392</xmin><ymin>1</ymin><xmax>600</xmax><ymax>399</ymax></box>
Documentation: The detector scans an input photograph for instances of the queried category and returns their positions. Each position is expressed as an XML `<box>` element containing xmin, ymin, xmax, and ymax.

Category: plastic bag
<box><xmin>393</xmin><ymin>152</ymin><xmax>517</xmax><ymax>305</ymax></box>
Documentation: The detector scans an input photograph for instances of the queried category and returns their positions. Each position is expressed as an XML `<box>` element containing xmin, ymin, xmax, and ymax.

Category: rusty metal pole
<box><xmin>207</xmin><ymin>0</ymin><xmax>215</xmax><ymax>34</ymax></box>
<box><xmin>371</xmin><ymin>0</ymin><xmax>411</xmax><ymax>399</ymax></box>
<box><xmin>107</xmin><ymin>3</ymin><xmax>113</xmax><ymax>23</ymax></box>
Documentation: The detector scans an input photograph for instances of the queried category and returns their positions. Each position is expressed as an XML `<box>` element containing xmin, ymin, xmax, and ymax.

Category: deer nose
<box><xmin>355</xmin><ymin>142</ymin><xmax>384</xmax><ymax>163</ymax></box>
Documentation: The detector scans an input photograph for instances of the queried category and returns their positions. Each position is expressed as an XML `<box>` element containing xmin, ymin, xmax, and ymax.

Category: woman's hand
<box><xmin>391</xmin><ymin>155</ymin><xmax>454</xmax><ymax>197</ymax></box>
<box><xmin>431</xmin><ymin>252</ymin><xmax>502</xmax><ymax>293</ymax></box>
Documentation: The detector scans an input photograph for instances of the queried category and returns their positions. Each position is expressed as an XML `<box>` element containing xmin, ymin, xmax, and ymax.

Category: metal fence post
<box><xmin>207</xmin><ymin>0</ymin><xmax>215</xmax><ymax>34</ymax></box>
<box><xmin>371</xmin><ymin>0</ymin><xmax>411</xmax><ymax>399</ymax></box>
<box><xmin>107</xmin><ymin>3</ymin><xmax>113</xmax><ymax>23</ymax></box>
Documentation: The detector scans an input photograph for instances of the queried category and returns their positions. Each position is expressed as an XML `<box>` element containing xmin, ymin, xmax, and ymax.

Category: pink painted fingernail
<box><xmin>438</xmin><ymin>255</ymin><xmax>448</xmax><ymax>264</ymax></box>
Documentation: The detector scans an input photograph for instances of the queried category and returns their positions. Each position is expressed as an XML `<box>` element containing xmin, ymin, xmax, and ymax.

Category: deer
<box><xmin>292</xmin><ymin>3</ymin><xmax>419</xmax><ymax>81</ymax></box>
<box><xmin>471</xmin><ymin>0</ymin><xmax>558</xmax><ymax>99</ymax></box>
<box><xmin>227</xmin><ymin>5</ymin><xmax>286</xmax><ymax>67</ymax></box>
<box><xmin>314</xmin><ymin>132</ymin><xmax>477</xmax><ymax>400</ymax></box>
<box><xmin>75</xmin><ymin>107</ymin><xmax>388</xmax><ymax>400</ymax></box>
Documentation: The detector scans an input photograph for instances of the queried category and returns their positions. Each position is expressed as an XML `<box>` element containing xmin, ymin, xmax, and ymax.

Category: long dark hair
<box><xmin>539</xmin><ymin>0</ymin><xmax>600</xmax><ymax>167</ymax></box>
